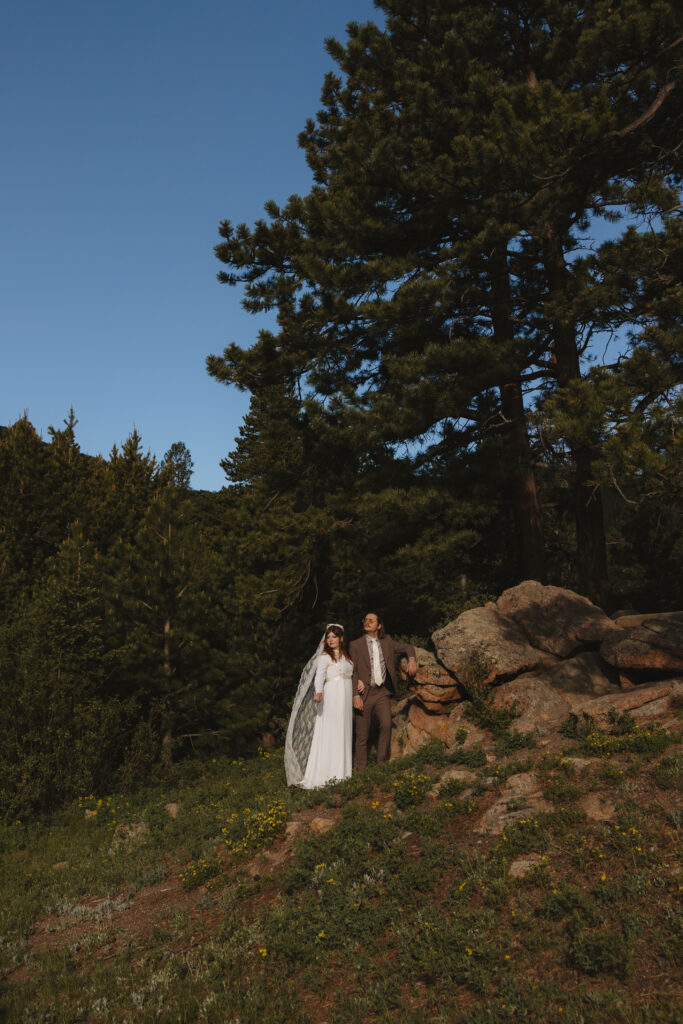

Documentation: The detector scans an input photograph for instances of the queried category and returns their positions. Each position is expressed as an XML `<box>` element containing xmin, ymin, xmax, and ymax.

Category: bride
<box><xmin>284</xmin><ymin>624</ymin><xmax>353</xmax><ymax>788</ymax></box>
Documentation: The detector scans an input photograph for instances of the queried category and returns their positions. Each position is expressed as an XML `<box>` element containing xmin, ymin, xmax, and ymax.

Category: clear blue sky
<box><xmin>1</xmin><ymin>0</ymin><xmax>380</xmax><ymax>490</ymax></box>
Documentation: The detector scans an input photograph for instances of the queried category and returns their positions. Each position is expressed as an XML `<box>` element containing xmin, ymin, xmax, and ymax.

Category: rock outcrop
<box><xmin>490</xmin><ymin>675</ymin><xmax>574</xmax><ymax>736</ymax></box>
<box><xmin>410</xmin><ymin>648</ymin><xmax>462</xmax><ymax>711</ymax></box>
<box><xmin>542</xmin><ymin>651</ymin><xmax>619</xmax><ymax>698</ymax></box>
<box><xmin>391</xmin><ymin>701</ymin><xmax>488</xmax><ymax>760</ymax></box>
<box><xmin>393</xmin><ymin>581</ymin><xmax>682</xmax><ymax>752</ymax></box>
<box><xmin>496</xmin><ymin>581</ymin><xmax>619</xmax><ymax>657</ymax></box>
<box><xmin>432</xmin><ymin>605</ymin><xmax>543</xmax><ymax>688</ymax></box>
<box><xmin>600</xmin><ymin>616</ymin><xmax>683</xmax><ymax>675</ymax></box>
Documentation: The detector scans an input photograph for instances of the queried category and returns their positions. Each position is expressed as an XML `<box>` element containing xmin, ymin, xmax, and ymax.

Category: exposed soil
<box><xmin>18</xmin><ymin>804</ymin><xmax>347</xmax><ymax>973</ymax></box>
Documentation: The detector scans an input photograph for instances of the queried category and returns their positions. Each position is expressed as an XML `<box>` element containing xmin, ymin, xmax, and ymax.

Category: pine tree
<box><xmin>536</xmin><ymin>215</ymin><xmax>683</xmax><ymax>607</ymax></box>
<box><xmin>211</xmin><ymin>0</ymin><xmax>682</xmax><ymax>606</ymax></box>
<box><xmin>212</xmin><ymin>382</ymin><xmax>358</xmax><ymax>723</ymax></box>
<box><xmin>0</xmin><ymin>528</ymin><xmax>122</xmax><ymax>817</ymax></box>
<box><xmin>161</xmin><ymin>441</ymin><xmax>194</xmax><ymax>490</ymax></box>
<box><xmin>102</xmin><ymin>479</ymin><xmax>266</xmax><ymax>764</ymax></box>
<box><xmin>0</xmin><ymin>411</ymin><xmax>96</xmax><ymax>615</ymax></box>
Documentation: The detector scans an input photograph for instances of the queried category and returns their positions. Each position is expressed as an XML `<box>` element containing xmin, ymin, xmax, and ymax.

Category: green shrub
<box><xmin>392</xmin><ymin>771</ymin><xmax>432</xmax><ymax>809</ymax></box>
<box><xmin>561</xmin><ymin>712</ymin><xmax>675</xmax><ymax>759</ymax></box>
<box><xmin>221</xmin><ymin>799</ymin><xmax>288</xmax><ymax>854</ymax></box>
<box><xmin>536</xmin><ymin>883</ymin><xmax>596</xmax><ymax>923</ymax></box>
<box><xmin>652</xmin><ymin>753</ymin><xmax>683</xmax><ymax>791</ymax></box>
<box><xmin>178</xmin><ymin>856</ymin><xmax>220</xmax><ymax>891</ymax></box>
<box><xmin>567</xmin><ymin>926</ymin><xmax>632</xmax><ymax>977</ymax></box>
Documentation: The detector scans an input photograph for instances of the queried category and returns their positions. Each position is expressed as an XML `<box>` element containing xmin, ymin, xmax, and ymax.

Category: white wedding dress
<box><xmin>300</xmin><ymin>653</ymin><xmax>353</xmax><ymax>789</ymax></box>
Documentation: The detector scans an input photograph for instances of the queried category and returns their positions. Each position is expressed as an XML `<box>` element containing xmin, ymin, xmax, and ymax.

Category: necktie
<box><xmin>371</xmin><ymin>638</ymin><xmax>382</xmax><ymax>686</ymax></box>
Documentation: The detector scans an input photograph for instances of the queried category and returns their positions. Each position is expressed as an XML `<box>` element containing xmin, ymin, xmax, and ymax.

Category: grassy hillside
<box><xmin>1</xmin><ymin>711</ymin><xmax>681</xmax><ymax>1024</ymax></box>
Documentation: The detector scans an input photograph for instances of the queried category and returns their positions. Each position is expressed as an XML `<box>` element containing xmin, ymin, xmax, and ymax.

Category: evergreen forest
<box><xmin>1</xmin><ymin>0</ymin><xmax>681</xmax><ymax>821</ymax></box>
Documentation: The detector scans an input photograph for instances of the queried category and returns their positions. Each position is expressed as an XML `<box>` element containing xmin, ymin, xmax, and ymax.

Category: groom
<box><xmin>350</xmin><ymin>612</ymin><xmax>417</xmax><ymax>770</ymax></box>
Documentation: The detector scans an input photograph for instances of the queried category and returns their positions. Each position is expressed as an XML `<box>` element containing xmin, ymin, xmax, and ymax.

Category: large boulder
<box><xmin>388</xmin><ymin>589</ymin><xmax>681</xmax><ymax>762</ymax></box>
<box><xmin>568</xmin><ymin>680</ymin><xmax>676</xmax><ymax>725</ymax></box>
<box><xmin>490</xmin><ymin>652</ymin><xmax>621</xmax><ymax>737</ymax></box>
<box><xmin>610</xmin><ymin>611</ymin><xmax>683</xmax><ymax>630</ymax></box>
<box><xmin>491</xmin><ymin>676</ymin><xmax>573</xmax><ymax>736</ymax></box>
<box><xmin>543</xmin><ymin>651</ymin><xmax>620</xmax><ymax>699</ymax></box>
<box><xmin>432</xmin><ymin>606</ymin><xmax>543</xmax><ymax>691</ymax></box>
<box><xmin>600</xmin><ymin>616</ymin><xmax>683</xmax><ymax>674</ymax></box>
<box><xmin>409</xmin><ymin>648</ymin><xmax>463</xmax><ymax>711</ymax></box>
<box><xmin>496</xmin><ymin>580</ymin><xmax>619</xmax><ymax>658</ymax></box>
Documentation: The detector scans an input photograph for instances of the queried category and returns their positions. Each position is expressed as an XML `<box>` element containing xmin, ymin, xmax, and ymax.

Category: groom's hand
<box><xmin>353</xmin><ymin>695</ymin><xmax>364</xmax><ymax>712</ymax></box>
<box><xmin>407</xmin><ymin>657</ymin><xmax>418</xmax><ymax>677</ymax></box>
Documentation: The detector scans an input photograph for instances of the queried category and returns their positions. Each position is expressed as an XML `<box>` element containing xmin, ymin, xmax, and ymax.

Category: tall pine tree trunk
<box><xmin>542</xmin><ymin>232</ymin><xmax>612</xmax><ymax>609</ymax></box>
<box><xmin>490</xmin><ymin>249</ymin><xmax>547</xmax><ymax>583</ymax></box>
<box><xmin>162</xmin><ymin>607</ymin><xmax>173</xmax><ymax>766</ymax></box>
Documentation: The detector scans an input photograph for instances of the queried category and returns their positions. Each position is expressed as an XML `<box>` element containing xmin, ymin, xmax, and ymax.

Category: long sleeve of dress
<box><xmin>313</xmin><ymin>654</ymin><xmax>330</xmax><ymax>694</ymax></box>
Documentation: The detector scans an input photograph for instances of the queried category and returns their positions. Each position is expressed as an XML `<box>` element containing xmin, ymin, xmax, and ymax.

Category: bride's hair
<box><xmin>324</xmin><ymin>624</ymin><xmax>350</xmax><ymax>662</ymax></box>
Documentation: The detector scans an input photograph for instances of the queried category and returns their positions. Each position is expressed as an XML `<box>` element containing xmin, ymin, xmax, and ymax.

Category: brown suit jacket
<box><xmin>349</xmin><ymin>634</ymin><xmax>416</xmax><ymax>697</ymax></box>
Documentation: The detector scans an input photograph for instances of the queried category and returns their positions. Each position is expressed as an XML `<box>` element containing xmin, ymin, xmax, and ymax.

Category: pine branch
<box><xmin>613</xmin><ymin>80</ymin><xmax>679</xmax><ymax>139</ymax></box>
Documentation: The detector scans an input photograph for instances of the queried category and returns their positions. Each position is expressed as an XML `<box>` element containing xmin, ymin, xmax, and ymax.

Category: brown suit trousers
<box><xmin>349</xmin><ymin>634</ymin><xmax>416</xmax><ymax>770</ymax></box>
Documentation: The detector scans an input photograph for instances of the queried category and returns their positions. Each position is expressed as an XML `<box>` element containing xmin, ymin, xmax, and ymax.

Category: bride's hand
<box><xmin>314</xmin><ymin>692</ymin><xmax>323</xmax><ymax>703</ymax></box>
<box><xmin>357</xmin><ymin>680</ymin><xmax>366</xmax><ymax>695</ymax></box>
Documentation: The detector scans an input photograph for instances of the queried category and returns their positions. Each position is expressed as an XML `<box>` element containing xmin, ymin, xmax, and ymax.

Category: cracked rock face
<box><xmin>408</xmin><ymin>702</ymin><xmax>486</xmax><ymax>749</ymax></box>
<box><xmin>490</xmin><ymin>652</ymin><xmax>621</xmax><ymax>736</ymax></box>
<box><xmin>432</xmin><ymin>606</ymin><xmax>542</xmax><ymax>690</ymax></box>
<box><xmin>390</xmin><ymin>701</ymin><xmax>487</xmax><ymax>759</ymax></box>
<box><xmin>542</xmin><ymin>651</ymin><xmax>620</xmax><ymax>698</ymax></box>
<box><xmin>496</xmin><ymin>580</ymin><xmax>619</xmax><ymax>658</ymax></box>
<box><xmin>409</xmin><ymin>647</ymin><xmax>462</xmax><ymax>709</ymax></box>
<box><xmin>600</xmin><ymin>616</ymin><xmax>683</xmax><ymax>673</ymax></box>
<box><xmin>568</xmin><ymin>681</ymin><xmax>676</xmax><ymax>724</ymax></box>
<box><xmin>491</xmin><ymin>675</ymin><xmax>572</xmax><ymax>736</ymax></box>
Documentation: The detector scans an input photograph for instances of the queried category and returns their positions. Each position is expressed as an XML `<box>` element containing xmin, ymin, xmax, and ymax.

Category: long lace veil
<box><xmin>284</xmin><ymin>624</ymin><xmax>343</xmax><ymax>786</ymax></box>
